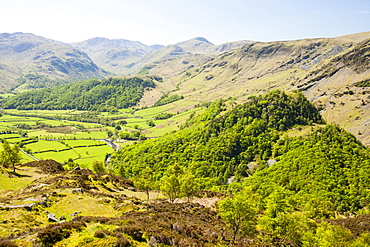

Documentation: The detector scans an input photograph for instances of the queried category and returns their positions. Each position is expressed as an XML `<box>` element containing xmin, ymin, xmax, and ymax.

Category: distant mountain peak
<box><xmin>86</xmin><ymin>37</ymin><xmax>110</xmax><ymax>45</ymax></box>
<box><xmin>193</xmin><ymin>37</ymin><xmax>212</xmax><ymax>44</ymax></box>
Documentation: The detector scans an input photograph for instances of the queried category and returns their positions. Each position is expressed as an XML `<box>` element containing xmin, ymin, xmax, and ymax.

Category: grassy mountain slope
<box><xmin>0</xmin><ymin>33</ymin><xmax>108</xmax><ymax>92</ymax></box>
<box><xmin>141</xmin><ymin>32</ymin><xmax>370</xmax><ymax>146</ymax></box>
<box><xmin>294</xmin><ymin>37</ymin><xmax>370</xmax><ymax>145</ymax></box>
<box><xmin>134</xmin><ymin>38</ymin><xmax>254</xmax><ymax>77</ymax></box>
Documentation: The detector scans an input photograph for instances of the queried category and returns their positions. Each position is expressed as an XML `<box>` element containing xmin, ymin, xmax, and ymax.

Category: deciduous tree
<box><xmin>180</xmin><ymin>174</ymin><xmax>200</xmax><ymax>202</ymax></box>
<box><xmin>134</xmin><ymin>166</ymin><xmax>154</xmax><ymax>200</ymax></box>
<box><xmin>218</xmin><ymin>187</ymin><xmax>258</xmax><ymax>241</ymax></box>
<box><xmin>0</xmin><ymin>140</ymin><xmax>21</xmax><ymax>173</ymax></box>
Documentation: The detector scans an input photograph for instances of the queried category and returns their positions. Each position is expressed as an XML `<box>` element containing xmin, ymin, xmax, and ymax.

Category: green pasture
<box><xmin>59</xmin><ymin>120</ymin><xmax>102</xmax><ymax>128</ymax></box>
<box><xmin>73</xmin><ymin>145</ymin><xmax>113</xmax><ymax>166</ymax></box>
<box><xmin>0</xmin><ymin>93</ymin><xmax>16</xmax><ymax>98</ymax></box>
<box><xmin>0</xmin><ymin>115</ymin><xmax>41</xmax><ymax>125</ymax></box>
<box><xmin>74</xmin><ymin>145</ymin><xmax>113</xmax><ymax>158</ymax></box>
<box><xmin>75</xmin><ymin>157</ymin><xmax>103</xmax><ymax>166</ymax></box>
<box><xmin>25</xmin><ymin>140</ymin><xmax>68</xmax><ymax>152</ymax></box>
<box><xmin>63</xmin><ymin>139</ymin><xmax>106</xmax><ymax>147</ymax></box>
<box><xmin>0</xmin><ymin>101</ymin><xmax>202</xmax><ymax>166</ymax></box>
<box><xmin>0</xmin><ymin>114</ymin><xmax>67</xmax><ymax>131</ymax></box>
<box><xmin>34</xmin><ymin>149</ymin><xmax>79</xmax><ymax>163</ymax></box>
<box><xmin>0</xmin><ymin>133</ymin><xmax>20</xmax><ymax>139</ymax></box>
<box><xmin>30</xmin><ymin>142</ymin><xmax>113</xmax><ymax>164</ymax></box>
<box><xmin>6</xmin><ymin>137</ymin><xmax>29</xmax><ymax>143</ymax></box>
<box><xmin>0</xmin><ymin>112</ymin><xmax>101</xmax><ymax>130</ymax></box>
<box><xmin>134</xmin><ymin>104</ymin><xmax>175</xmax><ymax>117</ymax></box>
<box><xmin>20</xmin><ymin>153</ymin><xmax>35</xmax><ymax>162</ymax></box>
<box><xmin>124</xmin><ymin>118</ymin><xmax>149</xmax><ymax>129</ymax></box>
<box><xmin>27</xmin><ymin>130</ymin><xmax>69</xmax><ymax>138</ymax></box>
<box><xmin>99</xmin><ymin>110</ymin><xmax>135</xmax><ymax>119</ymax></box>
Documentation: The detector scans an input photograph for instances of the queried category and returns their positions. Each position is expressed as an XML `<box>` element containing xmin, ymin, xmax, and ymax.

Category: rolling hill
<box><xmin>0</xmin><ymin>33</ymin><xmax>108</xmax><ymax>92</ymax></box>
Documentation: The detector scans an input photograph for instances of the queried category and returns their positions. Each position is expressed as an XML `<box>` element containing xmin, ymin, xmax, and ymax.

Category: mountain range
<box><xmin>71</xmin><ymin>36</ymin><xmax>253</xmax><ymax>75</ymax></box>
<box><xmin>0</xmin><ymin>31</ymin><xmax>370</xmax><ymax>246</ymax></box>
<box><xmin>0</xmin><ymin>33</ymin><xmax>252</xmax><ymax>91</ymax></box>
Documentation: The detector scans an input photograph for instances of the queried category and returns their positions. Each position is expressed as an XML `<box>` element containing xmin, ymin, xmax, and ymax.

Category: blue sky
<box><xmin>0</xmin><ymin>0</ymin><xmax>369</xmax><ymax>45</ymax></box>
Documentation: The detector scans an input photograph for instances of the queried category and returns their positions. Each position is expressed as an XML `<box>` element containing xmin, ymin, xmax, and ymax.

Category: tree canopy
<box><xmin>2</xmin><ymin>77</ymin><xmax>155</xmax><ymax>111</ymax></box>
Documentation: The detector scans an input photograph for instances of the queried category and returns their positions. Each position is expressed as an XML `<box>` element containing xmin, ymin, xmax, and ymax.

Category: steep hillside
<box><xmin>71</xmin><ymin>37</ymin><xmax>162</xmax><ymax>75</ymax></box>
<box><xmin>134</xmin><ymin>38</ymin><xmax>253</xmax><ymax>77</ymax></box>
<box><xmin>0</xmin><ymin>33</ymin><xmax>107</xmax><ymax>92</ymax></box>
<box><xmin>294</xmin><ymin>38</ymin><xmax>370</xmax><ymax>145</ymax></box>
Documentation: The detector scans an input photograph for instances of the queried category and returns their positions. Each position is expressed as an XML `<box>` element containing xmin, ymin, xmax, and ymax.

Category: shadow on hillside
<box><xmin>7</xmin><ymin>170</ymin><xmax>32</xmax><ymax>178</ymax></box>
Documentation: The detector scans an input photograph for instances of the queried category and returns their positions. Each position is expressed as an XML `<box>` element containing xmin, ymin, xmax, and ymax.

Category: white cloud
<box><xmin>357</xmin><ymin>11</ymin><xmax>370</xmax><ymax>14</ymax></box>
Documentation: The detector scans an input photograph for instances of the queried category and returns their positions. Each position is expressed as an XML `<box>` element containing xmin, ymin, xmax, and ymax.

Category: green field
<box><xmin>0</xmin><ymin>99</ymin><xmax>203</xmax><ymax>167</ymax></box>
<box><xmin>25</xmin><ymin>140</ymin><xmax>68</xmax><ymax>152</ymax></box>
<box><xmin>34</xmin><ymin>149</ymin><xmax>79</xmax><ymax>163</ymax></box>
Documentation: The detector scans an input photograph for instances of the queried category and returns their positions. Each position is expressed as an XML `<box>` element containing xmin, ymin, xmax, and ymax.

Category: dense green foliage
<box><xmin>217</xmin><ymin>186</ymin><xmax>370</xmax><ymax>246</ymax></box>
<box><xmin>2</xmin><ymin>77</ymin><xmax>155</xmax><ymax>111</ymax></box>
<box><xmin>111</xmin><ymin>90</ymin><xmax>325</xmax><ymax>186</ymax></box>
<box><xmin>244</xmin><ymin>124</ymin><xmax>370</xmax><ymax>213</ymax></box>
<box><xmin>153</xmin><ymin>94</ymin><xmax>184</xmax><ymax>107</ymax></box>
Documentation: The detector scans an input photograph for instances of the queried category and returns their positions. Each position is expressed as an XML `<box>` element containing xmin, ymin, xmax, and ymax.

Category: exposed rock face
<box><xmin>47</xmin><ymin>213</ymin><xmax>58</xmax><ymax>222</ymax></box>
